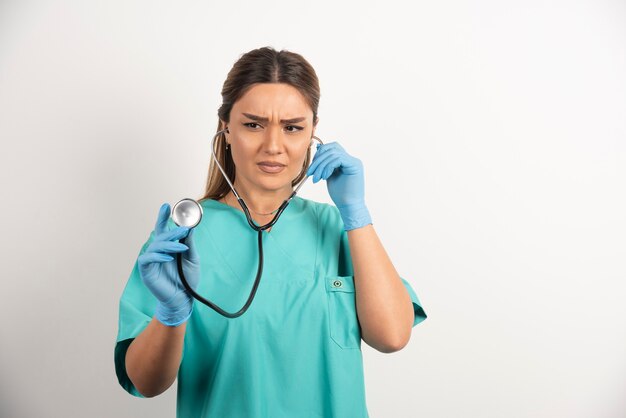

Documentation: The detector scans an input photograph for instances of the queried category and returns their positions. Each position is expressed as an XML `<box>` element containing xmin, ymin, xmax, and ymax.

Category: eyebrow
<box><xmin>242</xmin><ymin>113</ymin><xmax>307</xmax><ymax>124</ymax></box>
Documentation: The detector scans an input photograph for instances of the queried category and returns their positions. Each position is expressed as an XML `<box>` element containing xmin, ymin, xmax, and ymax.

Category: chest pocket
<box><xmin>325</xmin><ymin>276</ymin><xmax>361</xmax><ymax>349</ymax></box>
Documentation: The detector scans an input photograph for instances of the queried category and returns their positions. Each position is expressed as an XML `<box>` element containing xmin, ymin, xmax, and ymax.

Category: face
<box><xmin>222</xmin><ymin>83</ymin><xmax>317</xmax><ymax>195</ymax></box>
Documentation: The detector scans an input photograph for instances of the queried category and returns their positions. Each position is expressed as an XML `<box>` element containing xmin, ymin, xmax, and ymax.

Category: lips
<box><xmin>258</xmin><ymin>161</ymin><xmax>285</xmax><ymax>167</ymax></box>
<box><xmin>258</xmin><ymin>162</ymin><xmax>286</xmax><ymax>174</ymax></box>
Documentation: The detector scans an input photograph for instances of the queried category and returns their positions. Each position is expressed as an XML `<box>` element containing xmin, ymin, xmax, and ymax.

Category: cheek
<box><xmin>230</xmin><ymin>145</ymin><xmax>254</xmax><ymax>167</ymax></box>
<box><xmin>289</xmin><ymin>144</ymin><xmax>310</xmax><ymax>167</ymax></box>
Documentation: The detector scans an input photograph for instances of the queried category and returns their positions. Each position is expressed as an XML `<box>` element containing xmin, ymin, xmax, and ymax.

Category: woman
<box><xmin>115</xmin><ymin>46</ymin><xmax>427</xmax><ymax>418</ymax></box>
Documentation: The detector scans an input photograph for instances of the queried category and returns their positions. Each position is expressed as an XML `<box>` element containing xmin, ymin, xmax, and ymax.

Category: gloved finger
<box><xmin>321</xmin><ymin>151</ymin><xmax>362</xmax><ymax>177</ymax></box>
<box><xmin>138</xmin><ymin>252</ymin><xmax>174</xmax><ymax>267</ymax></box>
<box><xmin>309</xmin><ymin>149</ymin><xmax>343</xmax><ymax>179</ymax></box>
<box><xmin>184</xmin><ymin>228</ymin><xmax>200</xmax><ymax>265</ymax></box>
<box><xmin>312</xmin><ymin>154</ymin><xmax>342</xmax><ymax>182</ymax></box>
<box><xmin>315</xmin><ymin>141</ymin><xmax>341</xmax><ymax>156</ymax></box>
<box><xmin>339</xmin><ymin>155</ymin><xmax>363</xmax><ymax>175</ymax></box>
<box><xmin>155</xmin><ymin>203</ymin><xmax>171</xmax><ymax>235</ymax></box>
<box><xmin>321</xmin><ymin>155</ymin><xmax>343</xmax><ymax>180</ymax></box>
<box><xmin>146</xmin><ymin>240</ymin><xmax>189</xmax><ymax>255</ymax></box>
<box><xmin>310</xmin><ymin>142</ymin><xmax>340</xmax><ymax>166</ymax></box>
<box><xmin>155</xmin><ymin>226</ymin><xmax>190</xmax><ymax>243</ymax></box>
<box><xmin>307</xmin><ymin>148</ymin><xmax>341</xmax><ymax>177</ymax></box>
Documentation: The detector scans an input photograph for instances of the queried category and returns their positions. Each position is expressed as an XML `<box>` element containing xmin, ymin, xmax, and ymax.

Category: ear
<box><xmin>220</xmin><ymin>119</ymin><xmax>229</xmax><ymax>134</ymax></box>
<box><xmin>312</xmin><ymin>116</ymin><xmax>319</xmax><ymax>136</ymax></box>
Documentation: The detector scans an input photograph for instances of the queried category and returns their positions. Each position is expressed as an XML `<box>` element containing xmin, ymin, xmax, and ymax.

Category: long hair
<box><xmin>198</xmin><ymin>47</ymin><xmax>320</xmax><ymax>203</ymax></box>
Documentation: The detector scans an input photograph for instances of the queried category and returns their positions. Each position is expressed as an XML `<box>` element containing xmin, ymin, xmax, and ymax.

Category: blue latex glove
<box><xmin>306</xmin><ymin>142</ymin><xmax>372</xmax><ymax>230</ymax></box>
<box><xmin>137</xmin><ymin>203</ymin><xmax>200</xmax><ymax>327</ymax></box>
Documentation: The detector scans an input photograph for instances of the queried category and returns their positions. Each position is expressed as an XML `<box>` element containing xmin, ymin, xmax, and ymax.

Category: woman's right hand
<box><xmin>137</xmin><ymin>203</ymin><xmax>200</xmax><ymax>327</ymax></box>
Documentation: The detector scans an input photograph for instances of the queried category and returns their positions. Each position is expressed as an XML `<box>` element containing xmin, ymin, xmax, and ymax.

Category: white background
<box><xmin>0</xmin><ymin>0</ymin><xmax>624</xmax><ymax>417</ymax></box>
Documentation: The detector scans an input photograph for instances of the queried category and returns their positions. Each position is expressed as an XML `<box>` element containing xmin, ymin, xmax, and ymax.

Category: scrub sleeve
<box><xmin>114</xmin><ymin>197</ymin><xmax>427</xmax><ymax>417</ymax></box>
<box><xmin>114</xmin><ymin>228</ymin><xmax>160</xmax><ymax>398</ymax></box>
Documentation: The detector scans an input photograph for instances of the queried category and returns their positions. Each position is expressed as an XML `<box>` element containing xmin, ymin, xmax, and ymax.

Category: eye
<box><xmin>243</xmin><ymin>122</ymin><xmax>262</xmax><ymax>129</ymax></box>
<box><xmin>285</xmin><ymin>125</ymin><xmax>304</xmax><ymax>133</ymax></box>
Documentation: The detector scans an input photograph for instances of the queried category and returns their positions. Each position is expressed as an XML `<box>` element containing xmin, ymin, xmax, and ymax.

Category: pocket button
<box><xmin>326</xmin><ymin>276</ymin><xmax>361</xmax><ymax>349</ymax></box>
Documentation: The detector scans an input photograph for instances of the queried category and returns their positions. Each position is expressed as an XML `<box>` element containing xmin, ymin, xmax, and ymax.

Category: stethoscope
<box><xmin>170</xmin><ymin>128</ymin><xmax>324</xmax><ymax>318</ymax></box>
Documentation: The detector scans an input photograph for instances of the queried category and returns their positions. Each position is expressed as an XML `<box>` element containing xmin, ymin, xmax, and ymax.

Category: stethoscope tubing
<box><xmin>178</xmin><ymin>230</ymin><xmax>264</xmax><ymax>318</ymax></box>
<box><xmin>176</xmin><ymin>129</ymin><xmax>323</xmax><ymax>318</ymax></box>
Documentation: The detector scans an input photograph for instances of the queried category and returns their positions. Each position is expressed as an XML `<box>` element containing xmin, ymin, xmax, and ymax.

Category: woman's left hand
<box><xmin>306</xmin><ymin>142</ymin><xmax>372</xmax><ymax>230</ymax></box>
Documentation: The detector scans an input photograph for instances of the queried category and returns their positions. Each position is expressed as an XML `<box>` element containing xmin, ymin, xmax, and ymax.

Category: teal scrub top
<box><xmin>115</xmin><ymin>196</ymin><xmax>427</xmax><ymax>418</ymax></box>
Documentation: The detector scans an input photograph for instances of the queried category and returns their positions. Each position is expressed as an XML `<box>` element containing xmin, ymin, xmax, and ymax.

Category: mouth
<box><xmin>257</xmin><ymin>163</ymin><xmax>286</xmax><ymax>174</ymax></box>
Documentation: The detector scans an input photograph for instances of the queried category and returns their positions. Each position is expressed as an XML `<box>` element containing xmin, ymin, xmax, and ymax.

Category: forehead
<box><xmin>233</xmin><ymin>83</ymin><xmax>312</xmax><ymax>117</ymax></box>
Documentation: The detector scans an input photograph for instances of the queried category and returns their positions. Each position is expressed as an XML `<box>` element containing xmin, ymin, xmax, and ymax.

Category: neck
<box><xmin>231</xmin><ymin>180</ymin><xmax>293</xmax><ymax>215</ymax></box>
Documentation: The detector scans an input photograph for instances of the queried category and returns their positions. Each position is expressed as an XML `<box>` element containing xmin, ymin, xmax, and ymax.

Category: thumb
<box><xmin>155</xmin><ymin>203</ymin><xmax>171</xmax><ymax>235</ymax></box>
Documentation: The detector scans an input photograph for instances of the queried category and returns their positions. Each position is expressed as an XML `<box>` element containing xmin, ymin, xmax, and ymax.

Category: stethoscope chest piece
<box><xmin>172</xmin><ymin>198</ymin><xmax>203</xmax><ymax>228</ymax></box>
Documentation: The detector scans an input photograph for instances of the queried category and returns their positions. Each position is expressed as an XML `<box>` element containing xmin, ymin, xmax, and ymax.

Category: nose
<box><xmin>263</xmin><ymin>124</ymin><xmax>284</xmax><ymax>154</ymax></box>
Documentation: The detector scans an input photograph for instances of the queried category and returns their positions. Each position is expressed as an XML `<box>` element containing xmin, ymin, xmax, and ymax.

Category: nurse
<box><xmin>115</xmin><ymin>46</ymin><xmax>427</xmax><ymax>418</ymax></box>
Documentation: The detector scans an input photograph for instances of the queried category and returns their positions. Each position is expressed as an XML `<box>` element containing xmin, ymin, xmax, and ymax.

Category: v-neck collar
<box><xmin>197</xmin><ymin>196</ymin><xmax>316</xmax><ymax>283</ymax></box>
<box><xmin>202</xmin><ymin>196</ymin><xmax>302</xmax><ymax>236</ymax></box>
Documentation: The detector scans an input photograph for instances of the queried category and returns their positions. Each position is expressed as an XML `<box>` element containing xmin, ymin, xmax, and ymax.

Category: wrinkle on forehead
<box><xmin>234</xmin><ymin>83</ymin><xmax>313</xmax><ymax>123</ymax></box>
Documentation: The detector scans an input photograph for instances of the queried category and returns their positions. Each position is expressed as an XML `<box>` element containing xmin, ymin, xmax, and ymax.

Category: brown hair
<box><xmin>198</xmin><ymin>46</ymin><xmax>320</xmax><ymax>203</ymax></box>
